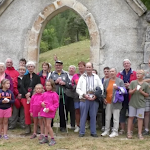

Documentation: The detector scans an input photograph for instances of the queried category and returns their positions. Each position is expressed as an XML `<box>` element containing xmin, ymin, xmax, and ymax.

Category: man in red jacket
<box><xmin>117</xmin><ymin>59</ymin><xmax>137</xmax><ymax>134</ymax></box>
<box><xmin>5</xmin><ymin>58</ymin><xmax>19</xmax><ymax>83</ymax></box>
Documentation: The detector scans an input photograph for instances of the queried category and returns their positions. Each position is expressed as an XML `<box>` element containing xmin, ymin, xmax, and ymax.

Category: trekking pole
<box><xmin>62</xmin><ymin>88</ymin><xmax>68</xmax><ymax>135</ymax></box>
<box><xmin>56</xmin><ymin>86</ymin><xmax>60</xmax><ymax>136</ymax></box>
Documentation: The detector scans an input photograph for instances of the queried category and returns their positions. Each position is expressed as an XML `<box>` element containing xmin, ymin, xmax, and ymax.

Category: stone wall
<box><xmin>0</xmin><ymin>0</ymin><xmax>149</xmax><ymax>77</ymax></box>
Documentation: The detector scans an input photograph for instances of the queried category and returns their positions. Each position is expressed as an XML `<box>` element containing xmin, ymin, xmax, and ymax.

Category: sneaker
<box><xmin>119</xmin><ymin>129</ymin><xmax>125</xmax><ymax>135</ymax></box>
<box><xmin>39</xmin><ymin>137</ymin><xmax>49</xmax><ymax>144</ymax></box>
<box><xmin>30</xmin><ymin>134</ymin><xmax>37</xmax><ymax>139</ymax></box>
<box><xmin>48</xmin><ymin>139</ymin><xmax>56</xmax><ymax>146</ymax></box>
<box><xmin>74</xmin><ymin>126</ymin><xmax>80</xmax><ymax>133</ymax></box>
<box><xmin>91</xmin><ymin>134</ymin><xmax>98</xmax><ymax>137</ymax></box>
<box><xmin>109</xmin><ymin>132</ymin><xmax>118</xmax><ymax>138</ymax></box>
<box><xmin>101</xmin><ymin>131</ymin><xmax>109</xmax><ymax>136</ymax></box>
<box><xmin>101</xmin><ymin>126</ymin><xmax>105</xmax><ymax>132</ymax></box>
<box><xmin>3</xmin><ymin>135</ymin><xmax>9</xmax><ymax>140</ymax></box>
<box><xmin>38</xmin><ymin>134</ymin><xmax>44</xmax><ymax>140</ymax></box>
<box><xmin>142</xmin><ymin>130</ymin><xmax>149</xmax><ymax>135</ymax></box>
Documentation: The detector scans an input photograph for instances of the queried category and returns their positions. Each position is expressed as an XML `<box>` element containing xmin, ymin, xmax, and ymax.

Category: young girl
<box><xmin>39</xmin><ymin>79</ymin><xmax>59</xmax><ymax>146</ymax></box>
<box><xmin>0</xmin><ymin>79</ymin><xmax>15</xmax><ymax>139</ymax></box>
<box><xmin>30</xmin><ymin>84</ymin><xmax>44</xmax><ymax>139</ymax></box>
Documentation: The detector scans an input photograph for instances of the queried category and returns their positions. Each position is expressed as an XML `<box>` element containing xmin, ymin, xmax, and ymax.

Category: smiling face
<box><xmin>27</xmin><ymin>65</ymin><xmax>35</xmax><ymax>73</ymax></box>
<box><xmin>6</xmin><ymin>59</ymin><xmax>13</xmax><ymax>68</ymax></box>
<box><xmin>110</xmin><ymin>68</ymin><xmax>117</xmax><ymax>79</ymax></box>
<box><xmin>86</xmin><ymin>62</ymin><xmax>93</xmax><ymax>74</ymax></box>
<box><xmin>136</xmin><ymin>70</ymin><xmax>144</xmax><ymax>79</ymax></box>
<box><xmin>123</xmin><ymin>61</ymin><xmax>131</xmax><ymax>71</ymax></box>
<box><xmin>0</xmin><ymin>65</ymin><xmax>5</xmax><ymax>74</ymax></box>
<box><xmin>55</xmin><ymin>63</ymin><xmax>63</xmax><ymax>72</ymax></box>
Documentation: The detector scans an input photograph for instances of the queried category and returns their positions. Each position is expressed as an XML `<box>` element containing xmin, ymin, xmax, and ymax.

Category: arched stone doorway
<box><xmin>25</xmin><ymin>0</ymin><xmax>100</xmax><ymax>72</ymax></box>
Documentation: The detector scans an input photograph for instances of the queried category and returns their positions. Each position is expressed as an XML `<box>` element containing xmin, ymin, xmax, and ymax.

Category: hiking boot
<box><xmin>91</xmin><ymin>134</ymin><xmax>98</xmax><ymax>137</ymax></box>
<box><xmin>3</xmin><ymin>135</ymin><xmax>9</xmax><ymax>140</ymax></box>
<box><xmin>74</xmin><ymin>126</ymin><xmax>80</xmax><ymax>133</ymax></box>
<box><xmin>109</xmin><ymin>132</ymin><xmax>118</xmax><ymax>138</ymax></box>
<box><xmin>79</xmin><ymin>134</ymin><xmax>84</xmax><ymax>137</ymax></box>
<box><xmin>30</xmin><ymin>134</ymin><xmax>37</xmax><ymax>139</ymax></box>
<box><xmin>38</xmin><ymin>134</ymin><xmax>44</xmax><ymax>140</ymax></box>
<box><xmin>48</xmin><ymin>139</ymin><xmax>56</xmax><ymax>146</ymax></box>
<box><xmin>39</xmin><ymin>137</ymin><xmax>49</xmax><ymax>144</ymax></box>
<box><xmin>142</xmin><ymin>130</ymin><xmax>149</xmax><ymax>135</ymax></box>
<box><xmin>101</xmin><ymin>131</ymin><xmax>109</xmax><ymax>136</ymax></box>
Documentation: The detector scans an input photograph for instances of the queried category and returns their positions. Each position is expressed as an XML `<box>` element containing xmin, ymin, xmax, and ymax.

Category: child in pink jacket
<box><xmin>39</xmin><ymin>79</ymin><xmax>59</xmax><ymax>146</ymax></box>
<box><xmin>29</xmin><ymin>84</ymin><xmax>44</xmax><ymax>139</ymax></box>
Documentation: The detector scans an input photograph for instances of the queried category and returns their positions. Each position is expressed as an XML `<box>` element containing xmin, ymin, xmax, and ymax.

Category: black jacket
<box><xmin>21</xmin><ymin>73</ymin><xmax>41</xmax><ymax>98</ymax></box>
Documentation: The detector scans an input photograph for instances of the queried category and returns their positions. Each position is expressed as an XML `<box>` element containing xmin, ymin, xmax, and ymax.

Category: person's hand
<box><xmin>59</xmin><ymin>81</ymin><xmax>66</xmax><ymax>85</ymax></box>
<box><xmin>2</xmin><ymin>98</ymin><xmax>10</xmax><ymax>103</ymax></box>
<box><xmin>54</xmin><ymin>54</ymin><xmax>58</xmax><ymax>61</ymax></box>
<box><xmin>104</xmin><ymin>99</ymin><xmax>107</xmax><ymax>104</ymax></box>
<box><xmin>30</xmin><ymin>113</ymin><xmax>33</xmax><ymax>117</ymax></box>
<box><xmin>83</xmin><ymin>94</ymin><xmax>90</xmax><ymax>100</ymax></box>
<box><xmin>2</xmin><ymin>99</ymin><xmax>8</xmax><ymax>103</ymax></box>
<box><xmin>88</xmin><ymin>95</ymin><xmax>96</xmax><ymax>101</ymax></box>
<box><xmin>55</xmin><ymin>78</ymin><xmax>61</xmax><ymax>84</ymax></box>
<box><xmin>45</xmin><ymin>108</ymin><xmax>49</xmax><ymax>113</ymax></box>
<box><xmin>41</xmin><ymin>102</ymin><xmax>46</xmax><ymax>108</ymax></box>
<box><xmin>18</xmin><ymin>94</ymin><xmax>22</xmax><ymax>99</ymax></box>
<box><xmin>113</xmin><ymin>85</ymin><xmax>118</xmax><ymax>90</ymax></box>
<box><xmin>27</xmin><ymin>97</ymin><xmax>31</xmax><ymax>103</ymax></box>
<box><xmin>25</xmin><ymin>92</ymin><xmax>30</xmax><ymax>98</ymax></box>
<box><xmin>125</xmin><ymin>82</ymin><xmax>130</xmax><ymax>89</ymax></box>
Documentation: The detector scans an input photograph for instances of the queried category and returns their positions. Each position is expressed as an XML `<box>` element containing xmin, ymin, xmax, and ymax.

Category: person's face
<box><xmin>0</xmin><ymin>65</ymin><xmax>5</xmax><ymax>73</ymax></box>
<box><xmin>45</xmin><ymin>82</ymin><xmax>52</xmax><ymax>91</ymax></box>
<box><xmin>123</xmin><ymin>61</ymin><xmax>131</xmax><ymax>70</ymax></box>
<box><xmin>69</xmin><ymin>67</ymin><xmax>75</xmax><ymax>75</ymax></box>
<box><xmin>92</xmin><ymin>70</ymin><xmax>97</xmax><ymax>74</ymax></box>
<box><xmin>104</xmin><ymin>69</ymin><xmax>110</xmax><ymax>78</ymax></box>
<box><xmin>136</xmin><ymin>70</ymin><xmax>144</xmax><ymax>79</ymax></box>
<box><xmin>110</xmin><ymin>68</ymin><xmax>117</xmax><ymax>78</ymax></box>
<box><xmin>6</xmin><ymin>60</ymin><xmax>13</xmax><ymax>68</ymax></box>
<box><xmin>86</xmin><ymin>63</ymin><xmax>93</xmax><ymax>74</ymax></box>
<box><xmin>42</xmin><ymin>64</ymin><xmax>49</xmax><ymax>71</ymax></box>
<box><xmin>3</xmin><ymin>81</ymin><xmax>10</xmax><ymax>89</ymax></box>
<box><xmin>55</xmin><ymin>63</ymin><xmax>63</xmax><ymax>72</ymax></box>
<box><xmin>35</xmin><ymin>86</ymin><xmax>43</xmax><ymax>93</ymax></box>
<box><xmin>19</xmin><ymin>61</ymin><xmax>26</xmax><ymax>67</ymax></box>
<box><xmin>19</xmin><ymin>69</ymin><xmax>25</xmax><ymax>76</ymax></box>
<box><xmin>78</xmin><ymin>64</ymin><xmax>85</xmax><ymax>73</ymax></box>
<box><xmin>27</xmin><ymin>65</ymin><xmax>35</xmax><ymax>73</ymax></box>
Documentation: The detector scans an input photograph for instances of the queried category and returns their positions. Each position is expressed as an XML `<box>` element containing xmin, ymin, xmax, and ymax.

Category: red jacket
<box><xmin>5</xmin><ymin>67</ymin><xmax>19</xmax><ymax>83</ymax></box>
<box><xmin>117</xmin><ymin>69</ymin><xmax>137</xmax><ymax>83</ymax></box>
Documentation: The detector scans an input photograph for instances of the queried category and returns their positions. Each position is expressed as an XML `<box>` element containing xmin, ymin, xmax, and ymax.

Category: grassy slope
<box><xmin>39</xmin><ymin>40</ymin><xmax>90</xmax><ymax>71</ymax></box>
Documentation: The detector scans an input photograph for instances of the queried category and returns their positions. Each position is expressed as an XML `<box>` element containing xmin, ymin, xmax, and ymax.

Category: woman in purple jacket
<box><xmin>0</xmin><ymin>63</ymin><xmax>13</xmax><ymax>92</ymax></box>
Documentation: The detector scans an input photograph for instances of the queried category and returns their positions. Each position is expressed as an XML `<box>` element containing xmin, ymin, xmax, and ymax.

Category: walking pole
<box><xmin>56</xmin><ymin>86</ymin><xmax>60</xmax><ymax>136</ymax></box>
<box><xmin>62</xmin><ymin>88</ymin><xmax>68</xmax><ymax>135</ymax></box>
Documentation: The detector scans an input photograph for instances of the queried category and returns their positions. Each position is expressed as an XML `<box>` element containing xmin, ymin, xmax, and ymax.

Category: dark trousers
<box><xmin>59</xmin><ymin>96</ymin><xmax>67</xmax><ymax>128</ymax></box>
<box><xmin>66</xmin><ymin>95</ymin><xmax>75</xmax><ymax>127</ymax></box>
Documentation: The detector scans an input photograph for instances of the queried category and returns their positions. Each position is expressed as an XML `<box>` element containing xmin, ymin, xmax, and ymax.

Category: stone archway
<box><xmin>25</xmin><ymin>0</ymin><xmax>100</xmax><ymax>72</ymax></box>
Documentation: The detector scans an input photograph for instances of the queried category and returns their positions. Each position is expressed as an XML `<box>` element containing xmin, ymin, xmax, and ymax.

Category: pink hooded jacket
<box><xmin>40</xmin><ymin>91</ymin><xmax>59</xmax><ymax>118</ymax></box>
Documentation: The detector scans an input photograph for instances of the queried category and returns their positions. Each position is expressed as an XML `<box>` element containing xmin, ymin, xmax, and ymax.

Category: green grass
<box><xmin>39</xmin><ymin>40</ymin><xmax>90</xmax><ymax>71</ymax></box>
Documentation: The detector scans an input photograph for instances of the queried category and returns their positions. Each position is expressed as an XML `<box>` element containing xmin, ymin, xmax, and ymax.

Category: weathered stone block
<box><xmin>146</xmin><ymin>26</ymin><xmax>150</xmax><ymax>42</ymax></box>
<box><xmin>33</xmin><ymin>15</ymin><xmax>44</xmax><ymax>32</ymax></box>
<box><xmin>126</xmin><ymin>0</ymin><xmax>147</xmax><ymax>16</ymax></box>
<box><xmin>144</xmin><ymin>42</ymin><xmax>150</xmax><ymax>63</ymax></box>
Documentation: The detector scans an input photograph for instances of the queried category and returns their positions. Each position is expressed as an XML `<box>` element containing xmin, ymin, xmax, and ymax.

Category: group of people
<box><xmin>0</xmin><ymin>57</ymin><xmax>150</xmax><ymax>146</ymax></box>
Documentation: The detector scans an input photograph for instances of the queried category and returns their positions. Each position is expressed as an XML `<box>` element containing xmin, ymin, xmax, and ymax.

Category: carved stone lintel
<box><xmin>126</xmin><ymin>0</ymin><xmax>147</xmax><ymax>16</ymax></box>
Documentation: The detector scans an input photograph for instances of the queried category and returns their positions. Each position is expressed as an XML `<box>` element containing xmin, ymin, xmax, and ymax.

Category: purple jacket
<box><xmin>5</xmin><ymin>73</ymin><xmax>14</xmax><ymax>92</ymax></box>
<box><xmin>113</xmin><ymin>87</ymin><xmax>127</xmax><ymax>103</ymax></box>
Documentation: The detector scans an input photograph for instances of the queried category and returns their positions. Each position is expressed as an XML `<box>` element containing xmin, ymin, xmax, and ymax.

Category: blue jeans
<box><xmin>79</xmin><ymin>100</ymin><xmax>99</xmax><ymax>135</ymax></box>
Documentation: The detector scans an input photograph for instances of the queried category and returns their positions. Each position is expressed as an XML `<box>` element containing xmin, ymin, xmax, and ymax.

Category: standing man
<box><xmin>50</xmin><ymin>60</ymin><xmax>71</xmax><ymax>132</ymax></box>
<box><xmin>117</xmin><ymin>59</ymin><xmax>137</xmax><ymax>134</ymax></box>
<box><xmin>5</xmin><ymin>58</ymin><xmax>19</xmax><ymax>83</ymax></box>
<box><xmin>76</xmin><ymin>62</ymin><xmax>103</xmax><ymax>137</ymax></box>
<box><xmin>65</xmin><ymin>65</ymin><xmax>76</xmax><ymax>129</ymax></box>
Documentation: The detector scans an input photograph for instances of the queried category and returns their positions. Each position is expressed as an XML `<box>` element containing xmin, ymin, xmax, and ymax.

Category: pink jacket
<box><xmin>40</xmin><ymin>91</ymin><xmax>59</xmax><ymax>118</ymax></box>
<box><xmin>30</xmin><ymin>93</ymin><xmax>42</xmax><ymax>113</ymax></box>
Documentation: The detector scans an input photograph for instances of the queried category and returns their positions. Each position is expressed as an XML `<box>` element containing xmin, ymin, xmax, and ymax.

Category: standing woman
<box><xmin>71</xmin><ymin>61</ymin><xmax>85</xmax><ymax>132</ymax></box>
<box><xmin>101</xmin><ymin>68</ymin><xmax>125</xmax><ymax>138</ymax></box>
<box><xmin>0</xmin><ymin>63</ymin><xmax>13</xmax><ymax>92</ymax></box>
<box><xmin>143</xmin><ymin>59</ymin><xmax>150</xmax><ymax>135</ymax></box>
<box><xmin>21</xmin><ymin>61</ymin><xmax>41</xmax><ymax>135</ymax></box>
<box><xmin>38</xmin><ymin>62</ymin><xmax>51</xmax><ymax>90</ymax></box>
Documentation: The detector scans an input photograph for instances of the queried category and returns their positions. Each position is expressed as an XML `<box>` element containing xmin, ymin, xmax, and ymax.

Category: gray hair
<box><xmin>0</xmin><ymin>62</ymin><xmax>5</xmax><ymax>68</ymax></box>
<box><xmin>123</xmin><ymin>59</ymin><xmax>131</xmax><ymax>65</ymax></box>
<box><xmin>26</xmin><ymin>61</ymin><xmax>36</xmax><ymax>67</ymax></box>
<box><xmin>5</xmin><ymin>58</ymin><xmax>13</xmax><ymax>64</ymax></box>
<box><xmin>68</xmin><ymin>65</ymin><xmax>76</xmax><ymax>70</ymax></box>
<box><xmin>110</xmin><ymin>67</ymin><xmax>117</xmax><ymax>72</ymax></box>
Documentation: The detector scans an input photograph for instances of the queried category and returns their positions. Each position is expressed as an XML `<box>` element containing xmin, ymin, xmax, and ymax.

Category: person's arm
<box><xmin>21</xmin><ymin>76</ymin><xmax>28</xmax><ymax>96</ymax></box>
<box><xmin>139</xmin><ymin>88</ymin><xmax>149</xmax><ymax>97</ymax></box>
<box><xmin>13</xmin><ymin>77</ymin><xmax>19</xmax><ymax>97</ymax></box>
<box><xmin>48</xmin><ymin>93</ymin><xmax>59</xmax><ymax>112</ymax></box>
<box><xmin>9</xmin><ymin>91</ymin><xmax>15</xmax><ymax>104</ymax></box>
<box><xmin>29</xmin><ymin>96</ymin><xmax>34</xmax><ymax>113</ymax></box>
<box><xmin>143</xmin><ymin>79</ymin><xmax>150</xmax><ymax>83</ymax></box>
<box><xmin>129</xmin><ymin>82</ymin><xmax>136</xmax><ymax>95</ymax></box>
